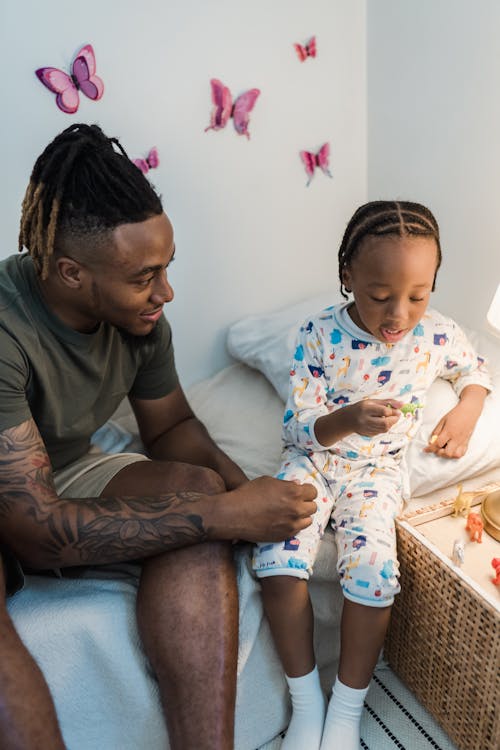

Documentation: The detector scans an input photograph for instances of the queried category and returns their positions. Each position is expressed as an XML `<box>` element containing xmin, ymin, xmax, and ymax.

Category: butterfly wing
<box><xmin>300</xmin><ymin>150</ymin><xmax>317</xmax><ymax>186</ymax></box>
<box><xmin>35</xmin><ymin>67</ymin><xmax>80</xmax><ymax>114</ymax></box>
<box><xmin>205</xmin><ymin>78</ymin><xmax>233</xmax><ymax>132</ymax></box>
<box><xmin>317</xmin><ymin>143</ymin><xmax>332</xmax><ymax>178</ymax></box>
<box><xmin>307</xmin><ymin>36</ymin><xmax>317</xmax><ymax>58</ymax></box>
<box><xmin>132</xmin><ymin>158</ymin><xmax>149</xmax><ymax>174</ymax></box>
<box><xmin>72</xmin><ymin>44</ymin><xmax>104</xmax><ymax>101</ymax></box>
<box><xmin>294</xmin><ymin>43</ymin><xmax>307</xmax><ymax>62</ymax></box>
<box><xmin>146</xmin><ymin>147</ymin><xmax>159</xmax><ymax>169</ymax></box>
<box><xmin>232</xmin><ymin>88</ymin><xmax>260</xmax><ymax>138</ymax></box>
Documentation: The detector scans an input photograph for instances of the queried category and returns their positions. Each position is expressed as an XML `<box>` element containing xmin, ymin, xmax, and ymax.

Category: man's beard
<box><xmin>90</xmin><ymin>280</ymin><xmax>162</xmax><ymax>350</ymax></box>
<box><xmin>116</xmin><ymin>321</ymin><xmax>162</xmax><ymax>349</ymax></box>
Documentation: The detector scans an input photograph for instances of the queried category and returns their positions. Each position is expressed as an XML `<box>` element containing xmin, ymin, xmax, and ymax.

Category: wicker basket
<box><xmin>385</xmin><ymin>516</ymin><xmax>500</xmax><ymax>750</ymax></box>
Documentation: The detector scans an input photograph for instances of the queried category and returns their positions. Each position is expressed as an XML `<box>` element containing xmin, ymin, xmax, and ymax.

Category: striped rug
<box><xmin>257</xmin><ymin>662</ymin><xmax>458</xmax><ymax>750</ymax></box>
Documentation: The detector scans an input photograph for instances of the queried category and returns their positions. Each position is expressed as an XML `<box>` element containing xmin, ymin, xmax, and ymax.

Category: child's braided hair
<box><xmin>338</xmin><ymin>201</ymin><xmax>442</xmax><ymax>298</ymax></box>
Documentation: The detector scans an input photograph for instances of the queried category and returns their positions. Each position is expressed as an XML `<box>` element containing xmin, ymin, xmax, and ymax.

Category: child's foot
<box><xmin>319</xmin><ymin>676</ymin><xmax>369</xmax><ymax>750</ymax></box>
<box><xmin>282</xmin><ymin>666</ymin><xmax>326</xmax><ymax>750</ymax></box>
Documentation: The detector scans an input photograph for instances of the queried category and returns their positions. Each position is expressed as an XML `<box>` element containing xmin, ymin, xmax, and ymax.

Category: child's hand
<box><xmin>347</xmin><ymin>398</ymin><xmax>403</xmax><ymax>437</ymax></box>
<box><xmin>314</xmin><ymin>398</ymin><xmax>403</xmax><ymax>446</ymax></box>
<box><xmin>424</xmin><ymin>403</ymin><xmax>479</xmax><ymax>459</ymax></box>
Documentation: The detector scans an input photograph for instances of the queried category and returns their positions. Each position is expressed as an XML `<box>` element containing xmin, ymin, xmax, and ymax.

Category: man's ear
<box><xmin>55</xmin><ymin>257</ymin><xmax>86</xmax><ymax>289</ymax></box>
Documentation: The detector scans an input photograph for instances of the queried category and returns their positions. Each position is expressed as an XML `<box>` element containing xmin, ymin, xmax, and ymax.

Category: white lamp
<box><xmin>486</xmin><ymin>282</ymin><xmax>500</xmax><ymax>334</ymax></box>
<box><xmin>481</xmin><ymin>284</ymin><xmax>500</xmax><ymax>540</ymax></box>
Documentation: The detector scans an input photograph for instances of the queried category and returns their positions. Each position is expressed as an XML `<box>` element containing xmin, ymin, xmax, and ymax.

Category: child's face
<box><xmin>342</xmin><ymin>234</ymin><xmax>439</xmax><ymax>344</ymax></box>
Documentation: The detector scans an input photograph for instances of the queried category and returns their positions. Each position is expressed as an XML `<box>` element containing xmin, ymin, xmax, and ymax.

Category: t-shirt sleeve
<box><xmin>128</xmin><ymin>315</ymin><xmax>180</xmax><ymax>399</ymax></box>
<box><xmin>0</xmin><ymin>330</ymin><xmax>32</xmax><ymax>431</ymax></box>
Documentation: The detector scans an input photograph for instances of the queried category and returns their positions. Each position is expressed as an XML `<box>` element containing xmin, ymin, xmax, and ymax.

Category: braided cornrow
<box><xmin>19</xmin><ymin>123</ymin><xmax>163</xmax><ymax>278</ymax></box>
<box><xmin>338</xmin><ymin>201</ymin><xmax>441</xmax><ymax>298</ymax></box>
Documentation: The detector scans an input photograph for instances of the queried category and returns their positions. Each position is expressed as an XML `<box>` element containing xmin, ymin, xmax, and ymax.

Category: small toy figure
<box><xmin>451</xmin><ymin>539</ymin><xmax>465</xmax><ymax>568</ymax></box>
<box><xmin>491</xmin><ymin>558</ymin><xmax>500</xmax><ymax>585</ymax></box>
<box><xmin>451</xmin><ymin>539</ymin><xmax>465</xmax><ymax>567</ymax></box>
<box><xmin>400</xmin><ymin>402</ymin><xmax>423</xmax><ymax>415</ymax></box>
<box><xmin>452</xmin><ymin>484</ymin><xmax>472</xmax><ymax>517</ymax></box>
<box><xmin>465</xmin><ymin>511</ymin><xmax>483</xmax><ymax>543</ymax></box>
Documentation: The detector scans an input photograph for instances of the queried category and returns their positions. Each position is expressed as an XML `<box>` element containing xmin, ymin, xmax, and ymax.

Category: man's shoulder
<box><xmin>0</xmin><ymin>256</ymin><xmax>36</xmax><ymax>339</ymax></box>
<box><xmin>0</xmin><ymin>255</ymin><xmax>25</xmax><ymax>302</ymax></box>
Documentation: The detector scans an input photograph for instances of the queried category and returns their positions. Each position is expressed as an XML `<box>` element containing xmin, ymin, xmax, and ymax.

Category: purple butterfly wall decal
<box><xmin>205</xmin><ymin>78</ymin><xmax>261</xmax><ymax>139</ymax></box>
<box><xmin>132</xmin><ymin>147</ymin><xmax>159</xmax><ymax>175</ymax></box>
<box><xmin>300</xmin><ymin>143</ymin><xmax>333</xmax><ymax>186</ymax></box>
<box><xmin>35</xmin><ymin>44</ymin><xmax>104</xmax><ymax>114</ymax></box>
<box><xmin>294</xmin><ymin>36</ymin><xmax>317</xmax><ymax>62</ymax></box>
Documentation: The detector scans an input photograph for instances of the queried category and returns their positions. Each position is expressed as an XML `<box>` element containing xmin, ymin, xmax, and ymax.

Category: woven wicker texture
<box><xmin>385</xmin><ymin>521</ymin><xmax>499</xmax><ymax>750</ymax></box>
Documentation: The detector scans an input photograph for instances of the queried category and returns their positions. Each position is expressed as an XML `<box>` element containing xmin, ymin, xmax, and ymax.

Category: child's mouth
<box><xmin>380</xmin><ymin>327</ymin><xmax>406</xmax><ymax>343</ymax></box>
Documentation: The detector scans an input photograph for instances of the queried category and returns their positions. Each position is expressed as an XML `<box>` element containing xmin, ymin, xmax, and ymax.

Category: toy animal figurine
<box><xmin>400</xmin><ymin>402</ymin><xmax>424</xmax><ymax>415</ymax></box>
<box><xmin>491</xmin><ymin>558</ymin><xmax>500</xmax><ymax>585</ymax></box>
<box><xmin>451</xmin><ymin>539</ymin><xmax>465</xmax><ymax>567</ymax></box>
<box><xmin>465</xmin><ymin>511</ymin><xmax>483</xmax><ymax>543</ymax></box>
<box><xmin>452</xmin><ymin>484</ymin><xmax>473</xmax><ymax>517</ymax></box>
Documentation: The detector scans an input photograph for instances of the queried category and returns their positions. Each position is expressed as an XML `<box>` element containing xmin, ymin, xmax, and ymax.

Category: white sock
<box><xmin>281</xmin><ymin>665</ymin><xmax>326</xmax><ymax>750</ymax></box>
<box><xmin>319</xmin><ymin>676</ymin><xmax>369</xmax><ymax>750</ymax></box>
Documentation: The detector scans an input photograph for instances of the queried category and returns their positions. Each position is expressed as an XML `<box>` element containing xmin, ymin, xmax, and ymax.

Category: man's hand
<box><xmin>211</xmin><ymin>476</ymin><xmax>318</xmax><ymax>543</ymax></box>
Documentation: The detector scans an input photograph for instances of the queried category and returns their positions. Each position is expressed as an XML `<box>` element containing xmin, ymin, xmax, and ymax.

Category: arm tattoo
<box><xmin>0</xmin><ymin>420</ymin><xmax>210</xmax><ymax>567</ymax></box>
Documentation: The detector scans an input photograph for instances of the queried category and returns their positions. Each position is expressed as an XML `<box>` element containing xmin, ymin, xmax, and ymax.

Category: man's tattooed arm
<box><xmin>0</xmin><ymin>419</ymin><xmax>211</xmax><ymax>568</ymax></box>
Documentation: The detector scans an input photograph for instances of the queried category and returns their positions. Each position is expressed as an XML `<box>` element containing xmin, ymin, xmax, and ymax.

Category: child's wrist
<box><xmin>314</xmin><ymin>407</ymin><xmax>353</xmax><ymax>447</ymax></box>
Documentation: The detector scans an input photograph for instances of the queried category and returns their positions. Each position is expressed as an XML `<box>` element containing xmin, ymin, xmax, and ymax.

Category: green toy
<box><xmin>400</xmin><ymin>402</ymin><xmax>423</xmax><ymax>415</ymax></box>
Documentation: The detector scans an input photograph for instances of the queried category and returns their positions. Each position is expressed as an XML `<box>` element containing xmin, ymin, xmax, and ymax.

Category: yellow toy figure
<box><xmin>452</xmin><ymin>484</ymin><xmax>474</xmax><ymax>517</ymax></box>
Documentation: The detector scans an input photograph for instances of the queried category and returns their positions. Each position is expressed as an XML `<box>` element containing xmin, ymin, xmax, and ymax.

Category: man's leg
<box><xmin>101</xmin><ymin>460</ymin><xmax>238</xmax><ymax>750</ymax></box>
<box><xmin>0</xmin><ymin>557</ymin><xmax>66</xmax><ymax>750</ymax></box>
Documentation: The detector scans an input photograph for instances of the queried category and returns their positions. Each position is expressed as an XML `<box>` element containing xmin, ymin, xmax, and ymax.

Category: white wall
<box><xmin>0</xmin><ymin>0</ymin><xmax>367</xmax><ymax>387</ymax></box>
<box><xmin>367</xmin><ymin>0</ymin><xmax>500</xmax><ymax>333</ymax></box>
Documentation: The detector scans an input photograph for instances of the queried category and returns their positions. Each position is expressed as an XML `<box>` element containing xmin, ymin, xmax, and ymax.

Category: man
<box><xmin>0</xmin><ymin>123</ymin><xmax>317</xmax><ymax>750</ymax></box>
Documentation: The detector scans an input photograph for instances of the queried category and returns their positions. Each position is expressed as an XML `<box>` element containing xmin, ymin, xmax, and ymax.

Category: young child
<box><xmin>253</xmin><ymin>201</ymin><xmax>491</xmax><ymax>750</ymax></box>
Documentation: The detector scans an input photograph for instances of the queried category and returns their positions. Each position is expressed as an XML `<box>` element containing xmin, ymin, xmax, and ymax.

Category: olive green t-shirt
<box><xmin>0</xmin><ymin>254</ymin><xmax>179</xmax><ymax>470</ymax></box>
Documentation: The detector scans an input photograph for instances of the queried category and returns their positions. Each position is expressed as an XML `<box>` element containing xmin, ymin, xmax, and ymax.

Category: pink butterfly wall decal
<box><xmin>132</xmin><ymin>147</ymin><xmax>159</xmax><ymax>175</ymax></box>
<box><xmin>35</xmin><ymin>44</ymin><xmax>104</xmax><ymax>114</ymax></box>
<box><xmin>300</xmin><ymin>143</ymin><xmax>333</xmax><ymax>186</ymax></box>
<box><xmin>294</xmin><ymin>36</ymin><xmax>317</xmax><ymax>62</ymax></box>
<box><xmin>205</xmin><ymin>78</ymin><xmax>261</xmax><ymax>139</ymax></box>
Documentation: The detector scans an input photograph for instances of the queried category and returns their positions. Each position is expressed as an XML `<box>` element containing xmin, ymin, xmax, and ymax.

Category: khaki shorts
<box><xmin>53</xmin><ymin>445</ymin><xmax>150</xmax><ymax>498</ymax></box>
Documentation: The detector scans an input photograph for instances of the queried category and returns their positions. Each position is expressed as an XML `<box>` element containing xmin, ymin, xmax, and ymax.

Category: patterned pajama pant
<box><xmin>252</xmin><ymin>447</ymin><xmax>404</xmax><ymax>607</ymax></box>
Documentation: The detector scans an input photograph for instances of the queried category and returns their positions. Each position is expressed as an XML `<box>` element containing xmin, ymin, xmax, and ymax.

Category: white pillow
<box><xmin>227</xmin><ymin>292</ymin><xmax>339</xmax><ymax>402</ymax></box>
<box><xmin>227</xmin><ymin>295</ymin><xmax>500</xmax><ymax>496</ymax></box>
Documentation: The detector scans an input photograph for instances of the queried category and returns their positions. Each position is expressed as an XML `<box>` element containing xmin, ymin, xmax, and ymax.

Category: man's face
<box><xmin>85</xmin><ymin>213</ymin><xmax>175</xmax><ymax>336</ymax></box>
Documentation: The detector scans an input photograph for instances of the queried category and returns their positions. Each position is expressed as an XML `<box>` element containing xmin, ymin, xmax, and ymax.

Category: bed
<box><xmin>7</xmin><ymin>294</ymin><xmax>500</xmax><ymax>750</ymax></box>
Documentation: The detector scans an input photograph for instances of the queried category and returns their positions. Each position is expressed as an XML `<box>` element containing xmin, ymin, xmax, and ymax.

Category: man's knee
<box><xmin>184</xmin><ymin>464</ymin><xmax>226</xmax><ymax>495</ymax></box>
<box><xmin>101</xmin><ymin>459</ymin><xmax>227</xmax><ymax>497</ymax></box>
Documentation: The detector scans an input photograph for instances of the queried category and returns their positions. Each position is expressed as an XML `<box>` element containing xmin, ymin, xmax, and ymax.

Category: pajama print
<box><xmin>253</xmin><ymin>303</ymin><xmax>491</xmax><ymax>607</ymax></box>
